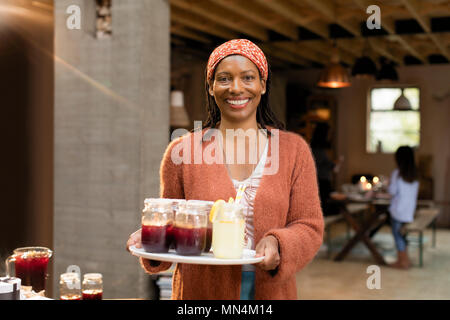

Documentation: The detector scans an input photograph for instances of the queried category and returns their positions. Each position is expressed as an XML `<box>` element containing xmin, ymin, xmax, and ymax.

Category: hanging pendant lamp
<box><xmin>352</xmin><ymin>55</ymin><xmax>377</xmax><ymax>78</ymax></box>
<box><xmin>393</xmin><ymin>89</ymin><xmax>412</xmax><ymax>111</ymax></box>
<box><xmin>317</xmin><ymin>46</ymin><xmax>351</xmax><ymax>88</ymax></box>
<box><xmin>376</xmin><ymin>57</ymin><xmax>398</xmax><ymax>81</ymax></box>
<box><xmin>351</xmin><ymin>39</ymin><xmax>377</xmax><ymax>79</ymax></box>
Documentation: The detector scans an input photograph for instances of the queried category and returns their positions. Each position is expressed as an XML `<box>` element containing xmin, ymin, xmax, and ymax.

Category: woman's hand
<box><xmin>126</xmin><ymin>229</ymin><xmax>142</xmax><ymax>252</ymax></box>
<box><xmin>255</xmin><ymin>235</ymin><xmax>280</xmax><ymax>271</ymax></box>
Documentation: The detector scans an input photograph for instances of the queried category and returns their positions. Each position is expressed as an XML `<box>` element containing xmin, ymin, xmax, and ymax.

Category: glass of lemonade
<box><xmin>212</xmin><ymin>203</ymin><xmax>245</xmax><ymax>259</ymax></box>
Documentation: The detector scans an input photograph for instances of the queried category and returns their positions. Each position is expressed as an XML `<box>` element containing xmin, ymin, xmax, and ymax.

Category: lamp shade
<box><xmin>393</xmin><ymin>89</ymin><xmax>412</xmax><ymax>110</ymax></box>
<box><xmin>376</xmin><ymin>58</ymin><xmax>398</xmax><ymax>81</ymax></box>
<box><xmin>351</xmin><ymin>56</ymin><xmax>377</xmax><ymax>78</ymax></box>
<box><xmin>317</xmin><ymin>63</ymin><xmax>351</xmax><ymax>88</ymax></box>
<box><xmin>317</xmin><ymin>46</ymin><xmax>351</xmax><ymax>88</ymax></box>
<box><xmin>170</xmin><ymin>90</ymin><xmax>190</xmax><ymax>127</ymax></box>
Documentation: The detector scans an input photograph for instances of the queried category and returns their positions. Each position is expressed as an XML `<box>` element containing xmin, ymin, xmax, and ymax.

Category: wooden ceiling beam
<box><xmin>302</xmin><ymin>0</ymin><xmax>360</xmax><ymax>35</ymax></box>
<box><xmin>352</xmin><ymin>0</ymin><xmax>426</xmax><ymax>64</ymax></box>
<box><xmin>301</xmin><ymin>39</ymin><xmax>356</xmax><ymax>66</ymax></box>
<box><xmin>259</xmin><ymin>44</ymin><xmax>310</xmax><ymax>67</ymax></box>
<box><xmin>250</xmin><ymin>0</ymin><xmax>359</xmax><ymax>65</ymax></box>
<box><xmin>302</xmin><ymin>0</ymin><xmax>401</xmax><ymax>64</ymax></box>
<box><xmin>367</xmin><ymin>37</ymin><xmax>399</xmax><ymax>63</ymax></box>
<box><xmin>171</xmin><ymin>7</ymin><xmax>239</xmax><ymax>39</ymax></box>
<box><xmin>419</xmin><ymin>3</ymin><xmax>450</xmax><ymax>16</ymax></box>
<box><xmin>252</xmin><ymin>0</ymin><xmax>329</xmax><ymax>38</ymax></box>
<box><xmin>171</xmin><ymin>25</ymin><xmax>212</xmax><ymax>44</ymax></box>
<box><xmin>170</xmin><ymin>0</ymin><xmax>269</xmax><ymax>41</ymax></box>
<box><xmin>400</xmin><ymin>0</ymin><xmax>450</xmax><ymax>60</ymax></box>
<box><xmin>210</xmin><ymin>0</ymin><xmax>299</xmax><ymax>40</ymax></box>
<box><xmin>271</xmin><ymin>41</ymin><xmax>329</xmax><ymax>65</ymax></box>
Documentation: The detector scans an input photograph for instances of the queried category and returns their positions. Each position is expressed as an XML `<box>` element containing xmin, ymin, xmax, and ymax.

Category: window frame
<box><xmin>366</xmin><ymin>84</ymin><xmax>421</xmax><ymax>154</ymax></box>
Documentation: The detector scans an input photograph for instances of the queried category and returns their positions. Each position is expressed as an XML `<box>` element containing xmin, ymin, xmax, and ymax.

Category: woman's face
<box><xmin>208</xmin><ymin>55</ymin><xmax>266</xmax><ymax>124</ymax></box>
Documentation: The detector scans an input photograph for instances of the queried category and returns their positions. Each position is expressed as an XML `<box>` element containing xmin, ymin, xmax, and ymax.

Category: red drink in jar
<box><xmin>174</xmin><ymin>200</ymin><xmax>210</xmax><ymax>255</ymax></box>
<box><xmin>141</xmin><ymin>198</ymin><xmax>174</xmax><ymax>253</ymax></box>
<box><xmin>204</xmin><ymin>226</ymin><xmax>213</xmax><ymax>253</ymax></box>
<box><xmin>82</xmin><ymin>290</ymin><xmax>103</xmax><ymax>300</ymax></box>
<box><xmin>141</xmin><ymin>224</ymin><xmax>171</xmax><ymax>253</ymax></box>
<box><xmin>173</xmin><ymin>226</ymin><xmax>206</xmax><ymax>255</ymax></box>
<box><xmin>166</xmin><ymin>223</ymin><xmax>175</xmax><ymax>250</ymax></box>
<box><xmin>82</xmin><ymin>273</ymin><xmax>102</xmax><ymax>300</ymax></box>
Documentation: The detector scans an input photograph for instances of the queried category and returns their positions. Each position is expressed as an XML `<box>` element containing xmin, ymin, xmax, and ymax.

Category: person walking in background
<box><xmin>388</xmin><ymin>146</ymin><xmax>419</xmax><ymax>269</ymax></box>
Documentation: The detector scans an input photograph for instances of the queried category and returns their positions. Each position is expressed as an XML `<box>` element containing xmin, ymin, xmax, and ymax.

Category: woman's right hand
<box><xmin>126</xmin><ymin>229</ymin><xmax>142</xmax><ymax>252</ymax></box>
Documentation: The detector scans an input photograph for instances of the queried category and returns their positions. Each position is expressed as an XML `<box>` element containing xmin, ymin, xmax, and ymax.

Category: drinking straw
<box><xmin>235</xmin><ymin>184</ymin><xmax>246</xmax><ymax>205</ymax></box>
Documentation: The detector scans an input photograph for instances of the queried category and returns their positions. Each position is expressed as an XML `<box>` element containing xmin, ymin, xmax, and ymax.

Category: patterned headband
<box><xmin>206</xmin><ymin>39</ymin><xmax>268</xmax><ymax>82</ymax></box>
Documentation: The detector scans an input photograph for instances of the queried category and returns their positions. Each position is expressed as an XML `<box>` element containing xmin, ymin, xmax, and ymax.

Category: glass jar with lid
<box><xmin>173</xmin><ymin>200</ymin><xmax>209</xmax><ymax>256</ymax></box>
<box><xmin>212</xmin><ymin>202</ymin><xmax>245</xmax><ymax>259</ymax></box>
<box><xmin>141</xmin><ymin>198</ymin><xmax>174</xmax><ymax>253</ymax></box>
<box><xmin>82</xmin><ymin>273</ymin><xmax>103</xmax><ymax>300</ymax></box>
<box><xmin>59</xmin><ymin>272</ymin><xmax>81</xmax><ymax>300</ymax></box>
<box><xmin>190</xmin><ymin>200</ymin><xmax>214</xmax><ymax>252</ymax></box>
<box><xmin>169</xmin><ymin>199</ymin><xmax>187</xmax><ymax>249</ymax></box>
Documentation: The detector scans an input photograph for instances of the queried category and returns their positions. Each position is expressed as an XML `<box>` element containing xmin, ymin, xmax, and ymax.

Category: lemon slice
<box><xmin>209</xmin><ymin>199</ymin><xmax>225</xmax><ymax>223</ymax></box>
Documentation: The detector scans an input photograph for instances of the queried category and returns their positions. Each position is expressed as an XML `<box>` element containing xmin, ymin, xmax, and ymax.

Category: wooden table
<box><xmin>330</xmin><ymin>195</ymin><xmax>436</xmax><ymax>265</ymax></box>
<box><xmin>330</xmin><ymin>196</ymin><xmax>390</xmax><ymax>265</ymax></box>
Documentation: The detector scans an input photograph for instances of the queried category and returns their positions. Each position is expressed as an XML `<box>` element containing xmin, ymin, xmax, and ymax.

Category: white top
<box><xmin>388</xmin><ymin>169</ymin><xmax>419</xmax><ymax>223</ymax></box>
<box><xmin>231</xmin><ymin>140</ymin><xmax>268</xmax><ymax>272</ymax></box>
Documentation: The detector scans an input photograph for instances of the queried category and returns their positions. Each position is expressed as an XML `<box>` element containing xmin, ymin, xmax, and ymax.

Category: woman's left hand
<box><xmin>255</xmin><ymin>235</ymin><xmax>280</xmax><ymax>271</ymax></box>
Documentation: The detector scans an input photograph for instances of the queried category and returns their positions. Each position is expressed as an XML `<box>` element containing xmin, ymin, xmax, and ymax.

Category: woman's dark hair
<box><xmin>202</xmin><ymin>60</ymin><xmax>285</xmax><ymax>134</ymax></box>
<box><xmin>310</xmin><ymin>122</ymin><xmax>331</xmax><ymax>149</ymax></box>
<box><xmin>395</xmin><ymin>146</ymin><xmax>418</xmax><ymax>183</ymax></box>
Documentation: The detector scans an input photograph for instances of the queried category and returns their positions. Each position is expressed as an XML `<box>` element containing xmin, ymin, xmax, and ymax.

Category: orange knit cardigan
<box><xmin>140</xmin><ymin>127</ymin><xmax>324</xmax><ymax>300</ymax></box>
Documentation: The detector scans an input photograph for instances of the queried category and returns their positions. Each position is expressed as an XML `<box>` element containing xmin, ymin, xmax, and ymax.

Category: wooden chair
<box><xmin>401</xmin><ymin>207</ymin><xmax>441</xmax><ymax>267</ymax></box>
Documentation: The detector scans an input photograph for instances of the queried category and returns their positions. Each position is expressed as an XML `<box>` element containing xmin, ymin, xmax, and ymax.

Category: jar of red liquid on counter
<box><xmin>59</xmin><ymin>273</ymin><xmax>81</xmax><ymax>300</ymax></box>
<box><xmin>5</xmin><ymin>247</ymin><xmax>52</xmax><ymax>294</ymax></box>
<box><xmin>82</xmin><ymin>273</ymin><xmax>103</xmax><ymax>300</ymax></box>
<box><xmin>141</xmin><ymin>198</ymin><xmax>174</xmax><ymax>253</ymax></box>
<box><xmin>173</xmin><ymin>200</ymin><xmax>209</xmax><ymax>255</ymax></box>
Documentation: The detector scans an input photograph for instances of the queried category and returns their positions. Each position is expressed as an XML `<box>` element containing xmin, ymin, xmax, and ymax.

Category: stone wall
<box><xmin>54</xmin><ymin>0</ymin><xmax>170</xmax><ymax>298</ymax></box>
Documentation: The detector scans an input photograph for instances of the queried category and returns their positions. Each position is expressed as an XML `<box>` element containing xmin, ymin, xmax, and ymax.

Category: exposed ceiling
<box><xmin>170</xmin><ymin>0</ymin><xmax>450</xmax><ymax>68</ymax></box>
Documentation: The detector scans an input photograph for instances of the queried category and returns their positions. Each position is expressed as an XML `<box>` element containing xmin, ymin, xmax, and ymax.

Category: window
<box><xmin>367</xmin><ymin>86</ymin><xmax>420</xmax><ymax>153</ymax></box>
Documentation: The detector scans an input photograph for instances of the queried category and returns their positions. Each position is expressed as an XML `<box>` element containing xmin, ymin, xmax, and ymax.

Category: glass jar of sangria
<box><xmin>141</xmin><ymin>198</ymin><xmax>175</xmax><ymax>253</ymax></box>
<box><xmin>82</xmin><ymin>273</ymin><xmax>103</xmax><ymax>300</ymax></box>
<box><xmin>198</xmin><ymin>201</ymin><xmax>214</xmax><ymax>252</ymax></box>
<box><xmin>173</xmin><ymin>200</ymin><xmax>209</xmax><ymax>256</ymax></box>
<box><xmin>169</xmin><ymin>199</ymin><xmax>186</xmax><ymax>249</ymax></box>
<box><xmin>59</xmin><ymin>273</ymin><xmax>81</xmax><ymax>300</ymax></box>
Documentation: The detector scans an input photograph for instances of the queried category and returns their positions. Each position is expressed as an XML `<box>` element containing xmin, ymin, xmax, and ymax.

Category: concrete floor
<box><xmin>296</xmin><ymin>222</ymin><xmax>450</xmax><ymax>299</ymax></box>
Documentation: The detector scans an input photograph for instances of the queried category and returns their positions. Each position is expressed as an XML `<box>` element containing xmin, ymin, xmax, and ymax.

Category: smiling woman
<box><xmin>128</xmin><ymin>39</ymin><xmax>324</xmax><ymax>300</ymax></box>
<box><xmin>203</xmin><ymin>39</ymin><xmax>284</xmax><ymax>134</ymax></box>
<box><xmin>208</xmin><ymin>55</ymin><xmax>266</xmax><ymax>125</ymax></box>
